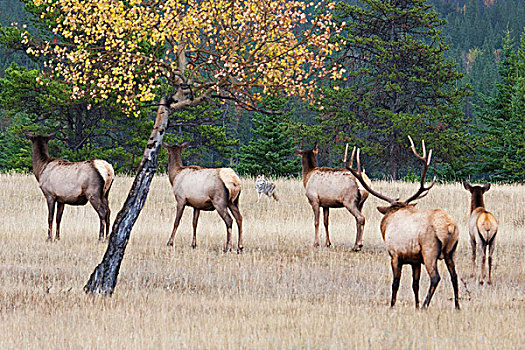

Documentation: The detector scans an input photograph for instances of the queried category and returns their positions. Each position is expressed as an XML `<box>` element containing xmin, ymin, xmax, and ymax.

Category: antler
<box><xmin>344</xmin><ymin>144</ymin><xmax>397</xmax><ymax>204</ymax></box>
<box><xmin>404</xmin><ymin>136</ymin><xmax>436</xmax><ymax>204</ymax></box>
<box><xmin>342</xmin><ymin>144</ymin><xmax>356</xmax><ymax>168</ymax></box>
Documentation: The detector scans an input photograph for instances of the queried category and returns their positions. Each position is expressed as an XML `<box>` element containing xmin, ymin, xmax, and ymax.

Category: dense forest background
<box><xmin>0</xmin><ymin>0</ymin><xmax>524</xmax><ymax>182</ymax></box>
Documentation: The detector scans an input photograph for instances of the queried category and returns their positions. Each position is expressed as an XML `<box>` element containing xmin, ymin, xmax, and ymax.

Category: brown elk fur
<box><xmin>296</xmin><ymin>143</ymin><xmax>370</xmax><ymax>250</ymax></box>
<box><xmin>163</xmin><ymin>142</ymin><xmax>243</xmax><ymax>252</ymax></box>
<box><xmin>463</xmin><ymin>182</ymin><xmax>498</xmax><ymax>285</ymax></box>
<box><xmin>346</xmin><ymin>137</ymin><xmax>460</xmax><ymax>309</ymax></box>
<box><xmin>25</xmin><ymin>133</ymin><xmax>114</xmax><ymax>242</ymax></box>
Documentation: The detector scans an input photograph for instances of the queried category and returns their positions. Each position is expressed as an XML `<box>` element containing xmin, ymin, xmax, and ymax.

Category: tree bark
<box><xmin>84</xmin><ymin>98</ymin><xmax>169</xmax><ymax>295</ymax></box>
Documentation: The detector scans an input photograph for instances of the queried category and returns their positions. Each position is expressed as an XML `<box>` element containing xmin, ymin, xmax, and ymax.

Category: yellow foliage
<box><xmin>32</xmin><ymin>0</ymin><xmax>341</xmax><ymax>112</ymax></box>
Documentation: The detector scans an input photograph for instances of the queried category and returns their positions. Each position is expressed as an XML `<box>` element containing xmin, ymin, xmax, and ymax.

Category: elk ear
<box><xmin>180</xmin><ymin>142</ymin><xmax>189</xmax><ymax>149</ymax></box>
<box><xmin>377</xmin><ymin>206</ymin><xmax>390</xmax><ymax>215</ymax></box>
<box><xmin>482</xmin><ymin>183</ymin><xmax>491</xmax><ymax>192</ymax></box>
<box><xmin>46</xmin><ymin>132</ymin><xmax>57</xmax><ymax>141</ymax></box>
<box><xmin>25</xmin><ymin>133</ymin><xmax>34</xmax><ymax>141</ymax></box>
<box><xmin>162</xmin><ymin>142</ymin><xmax>170</xmax><ymax>150</ymax></box>
<box><xmin>463</xmin><ymin>181</ymin><xmax>472</xmax><ymax>192</ymax></box>
<box><xmin>313</xmin><ymin>142</ymin><xmax>319</xmax><ymax>155</ymax></box>
<box><xmin>295</xmin><ymin>149</ymin><xmax>303</xmax><ymax>157</ymax></box>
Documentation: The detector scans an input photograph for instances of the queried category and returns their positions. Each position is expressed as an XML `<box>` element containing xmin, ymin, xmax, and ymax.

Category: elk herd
<box><xmin>25</xmin><ymin>133</ymin><xmax>502</xmax><ymax>310</ymax></box>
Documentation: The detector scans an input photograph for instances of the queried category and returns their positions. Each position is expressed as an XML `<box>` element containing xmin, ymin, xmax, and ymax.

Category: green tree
<box><xmin>473</xmin><ymin>30</ymin><xmax>525</xmax><ymax>182</ymax></box>
<box><xmin>322</xmin><ymin>0</ymin><xmax>470</xmax><ymax>179</ymax></box>
<box><xmin>1</xmin><ymin>4</ymin><xmax>237</xmax><ymax>173</ymax></box>
<box><xmin>12</xmin><ymin>0</ymin><xmax>340</xmax><ymax>295</ymax></box>
<box><xmin>237</xmin><ymin>97</ymin><xmax>300</xmax><ymax>177</ymax></box>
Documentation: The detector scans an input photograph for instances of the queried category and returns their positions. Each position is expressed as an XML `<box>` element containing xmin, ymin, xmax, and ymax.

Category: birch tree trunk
<box><xmin>84</xmin><ymin>98</ymin><xmax>169</xmax><ymax>295</ymax></box>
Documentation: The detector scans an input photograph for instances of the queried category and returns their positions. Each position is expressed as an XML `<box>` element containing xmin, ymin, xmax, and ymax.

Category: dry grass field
<box><xmin>0</xmin><ymin>173</ymin><xmax>524</xmax><ymax>349</ymax></box>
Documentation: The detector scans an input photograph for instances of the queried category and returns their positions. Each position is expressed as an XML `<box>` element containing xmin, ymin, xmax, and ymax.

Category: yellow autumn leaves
<box><xmin>31</xmin><ymin>0</ymin><xmax>342</xmax><ymax>112</ymax></box>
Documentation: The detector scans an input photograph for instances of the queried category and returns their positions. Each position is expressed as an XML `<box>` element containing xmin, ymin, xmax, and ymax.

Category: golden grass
<box><xmin>0</xmin><ymin>173</ymin><xmax>524</xmax><ymax>349</ymax></box>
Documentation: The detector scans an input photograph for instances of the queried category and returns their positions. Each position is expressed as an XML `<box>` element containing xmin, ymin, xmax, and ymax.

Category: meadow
<box><xmin>0</xmin><ymin>173</ymin><xmax>524</xmax><ymax>349</ymax></box>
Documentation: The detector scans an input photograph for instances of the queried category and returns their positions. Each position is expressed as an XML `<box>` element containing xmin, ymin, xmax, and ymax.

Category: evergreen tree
<box><xmin>237</xmin><ymin>97</ymin><xmax>300</xmax><ymax>177</ymax></box>
<box><xmin>324</xmin><ymin>0</ymin><xmax>470</xmax><ymax>179</ymax></box>
<box><xmin>474</xmin><ymin>30</ymin><xmax>525</xmax><ymax>182</ymax></box>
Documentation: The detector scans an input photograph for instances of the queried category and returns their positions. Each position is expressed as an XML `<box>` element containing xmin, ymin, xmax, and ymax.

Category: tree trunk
<box><xmin>84</xmin><ymin>98</ymin><xmax>169</xmax><ymax>295</ymax></box>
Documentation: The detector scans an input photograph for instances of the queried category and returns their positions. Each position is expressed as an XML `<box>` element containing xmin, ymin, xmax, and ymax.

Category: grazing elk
<box><xmin>345</xmin><ymin>137</ymin><xmax>460</xmax><ymax>309</ymax></box>
<box><xmin>297</xmin><ymin>143</ymin><xmax>371</xmax><ymax>250</ymax></box>
<box><xmin>463</xmin><ymin>182</ymin><xmax>498</xmax><ymax>285</ymax></box>
<box><xmin>25</xmin><ymin>133</ymin><xmax>114</xmax><ymax>242</ymax></box>
<box><xmin>163</xmin><ymin>142</ymin><xmax>243</xmax><ymax>252</ymax></box>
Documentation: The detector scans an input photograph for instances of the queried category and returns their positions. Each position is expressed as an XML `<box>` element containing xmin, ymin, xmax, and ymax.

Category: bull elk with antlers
<box><xmin>297</xmin><ymin>143</ymin><xmax>371</xmax><ymax>250</ymax></box>
<box><xmin>345</xmin><ymin>137</ymin><xmax>460</xmax><ymax>309</ymax></box>
<box><xmin>163</xmin><ymin>142</ymin><xmax>243</xmax><ymax>252</ymax></box>
<box><xmin>26</xmin><ymin>133</ymin><xmax>114</xmax><ymax>242</ymax></box>
<box><xmin>463</xmin><ymin>182</ymin><xmax>498</xmax><ymax>285</ymax></box>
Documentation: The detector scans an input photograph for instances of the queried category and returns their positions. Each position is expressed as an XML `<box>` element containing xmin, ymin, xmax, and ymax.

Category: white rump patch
<box><xmin>93</xmin><ymin>159</ymin><xmax>115</xmax><ymax>194</ymax></box>
<box><xmin>219</xmin><ymin>168</ymin><xmax>241</xmax><ymax>201</ymax></box>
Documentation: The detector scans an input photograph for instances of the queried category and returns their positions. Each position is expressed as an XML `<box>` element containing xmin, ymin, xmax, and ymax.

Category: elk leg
<box><xmin>215</xmin><ymin>205</ymin><xmax>234</xmax><ymax>253</ymax></box>
<box><xmin>323</xmin><ymin>207</ymin><xmax>331</xmax><ymax>247</ymax></box>
<box><xmin>411</xmin><ymin>263</ymin><xmax>421</xmax><ymax>309</ymax></box>
<box><xmin>167</xmin><ymin>202</ymin><xmax>185</xmax><ymax>246</ymax></box>
<box><xmin>191</xmin><ymin>209</ymin><xmax>200</xmax><ymax>249</ymax></box>
<box><xmin>470</xmin><ymin>237</ymin><xmax>476</xmax><ymax>278</ymax></box>
<box><xmin>345</xmin><ymin>203</ymin><xmax>365</xmax><ymax>252</ymax></box>
<box><xmin>228</xmin><ymin>202</ymin><xmax>244</xmax><ymax>253</ymax></box>
<box><xmin>55</xmin><ymin>202</ymin><xmax>65</xmax><ymax>241</ymax></box>
<box><xmin>478</xmin><ymin>243</ymin><xmax>487</xmax><ymax>285</ymax></box>
<box><xmin>45</xmin><ymin>197</ymin><xmax>56</xmax><ymax>242</ymax></box>
<box><xmin>444</xmin><ymin>247</ymin><xmax>460</xmax><ymax>310</ymax></box>
<box><xmin>421</xmin><ymin>258</ymin><xmax>441</xmax><ymax>309</ymax></box>
<box><xmin>256</xmin><ymin>192</ymin><xmax>261</xmax><ymax>203</ymax></box>
<box><xmin>390</xmin><ymin>256</ymin><xmax>402</xmax><ymax>307</ymax></box>
<box><xmin>104</xmin><ymin>199</ymin><xmax>111</xmax><ymax>240</ymax></box>
<box><xmin>88</xmin><ymin>195</ymin><xmax>109</xmax><ymax>242</ymax></box>
<box><xmin>488</xmin><ymin>238</ymin><xmax>496</xmax><ymax>285</ymax></box>
<box><xmin>104</xmin><ymin>189</ymin><xmax>111</xmax><ymax>240</ymax></box>
<box><xmin>310</xmin><ymin>201</ymin><xmax>321</xmax><ymax>247</ymax></box>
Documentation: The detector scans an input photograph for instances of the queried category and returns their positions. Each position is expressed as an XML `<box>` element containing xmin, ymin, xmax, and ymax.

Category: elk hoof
<box><xmin>326</xmin><ymin>242</ymin><xmax>332</xmax><ymax>248</ymax></box>
<box><xmin>191</xmin><ymin>244</ymin><xmax>197</xmax><ymax>249</ymax></box>
<box><xmin>223</xmin><ymin>246</ymin><xmax>232</xmax><ymax>253</ymax></box>
<box><xmin>352</xmin><ymin>245</ymin><xmax>363</xmax><ymax>252</ymax></box>
<box><xmin>487</xmin><ymin>280</ymin><xmax>492</xmax><ymax>285</ymax></box>
<box><xmin>46</xmin><ymin>237</ymin><xmax>52</xmax><ymax>242</ymax></box>
<box><xmin>479</xmin><ymin>280</ymin><xmax>484</xmax><ymax>285</ymax></box>
<box><xmin>167</xmin><ymin>241</ymin><xmax>174</xmax><ymax>247</ymax></box>
<box><xmin>313</xmin><ymin>242</ymin><xmax>320</xmax><ymax>248</ymax></box>
<box><xmin>237</xmin><ymin>246</ymin><xmax>244</xmax><ymax>254</ymax></box>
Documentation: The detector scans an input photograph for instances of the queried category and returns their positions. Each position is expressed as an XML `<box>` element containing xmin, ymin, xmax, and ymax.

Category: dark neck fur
<box><xmin>470</xmin><ymin>191</ymin><xmax>485</xmax><ymax>212</ymax></box>
<box><xmin>31</xmin><ymin>139</ymin><xmax>51</xmax><ymax>181</ymax></box>
<box><xmin>300</xmin><ymin>151</ymin><xmax>317</xmax><ymax>186</ymax></box>
<box><xmin>167</xmin><ymin>150</ymin><xmax>183</xmax><ymax>183</ymax></box>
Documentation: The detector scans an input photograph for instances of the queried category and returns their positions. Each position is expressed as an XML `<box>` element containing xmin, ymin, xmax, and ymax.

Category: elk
<box><xmin>345</xmin><ymin>137</ymin><xmax>460</xmax><ymax>309</ymax></box>
<box><xmin>25</xmin><ymin>133</ymin><xmax>114</xmax><ymax>242</ymax></box>
<box><xmin>463</xmin><ymin>182</ymin><xmax>498</xmax><ymax>285</ymax></box>
<box><xmin>296</xmin><ymin>143</ymin><xmax>371</xmax><ymax>250</ymax></box>
<box><xmin>162</xmin><ymin>142</ymin><xmax>243</xmax><ymax>252</ymax></box>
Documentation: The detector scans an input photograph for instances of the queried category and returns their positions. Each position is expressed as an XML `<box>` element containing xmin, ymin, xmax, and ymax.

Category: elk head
<box><xmin>344</xmin><ymin>136</ymin><xmax>436</xmax><ymax>213</ymax></box>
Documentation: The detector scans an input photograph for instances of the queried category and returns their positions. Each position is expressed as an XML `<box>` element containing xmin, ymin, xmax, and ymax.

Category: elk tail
<box><xmin>439</xmin><ymin>223</ymin><xmax>459</xmax><ymax>259</ymax></box>
<box><xmin>219</xmin><ymin>168</ymin><xmax>242</xmax><ymax>202</ymax></box>
<box><xmin>93</xmin><ymin>159</ymin><xmax>115</xmax><ymax>196</ymax></box>
<box><xmin>476</xmin><ymin>213</ymin><xmax>498</xmax><ymax>243</ymax></box>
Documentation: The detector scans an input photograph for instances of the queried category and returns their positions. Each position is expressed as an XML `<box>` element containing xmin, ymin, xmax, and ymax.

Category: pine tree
<box><xmin>237</xmin><ymin>97</ymin><xmax>300</xmax><ymax>177</ymax></box>
<box><xmin>474</xmin><ymin>30</ymin><xmax>525</xmax><ymax>182</ymax></box>
<box><xmin>323</xmin><ymin>0</ymin><xmax>470</xmax><ymax>179</ymax></box>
